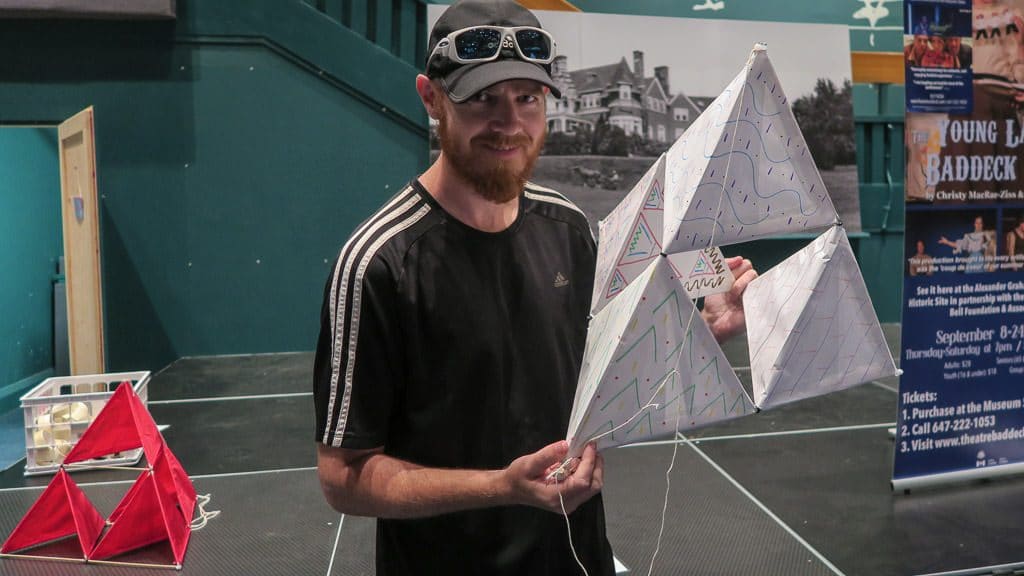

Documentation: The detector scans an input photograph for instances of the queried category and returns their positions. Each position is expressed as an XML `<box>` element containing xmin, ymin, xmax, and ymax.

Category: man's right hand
<box><xmin>502</xmin><ymin>440</ymin><xmax>604</xmax><ymax>515</ymax></box>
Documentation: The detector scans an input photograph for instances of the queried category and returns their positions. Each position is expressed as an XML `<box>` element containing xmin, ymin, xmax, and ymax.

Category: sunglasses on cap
<box><xmin>429</xmin><ymin>25</ymin><xmax>556</xmax><ymax>66</ymax></box>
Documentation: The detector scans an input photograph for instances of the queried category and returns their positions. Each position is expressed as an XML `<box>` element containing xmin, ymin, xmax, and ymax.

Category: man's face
<box><xmin>974</xmin><ymin>216</ymin><xmax>984</xmax><ymax>232</ymax></box>
<box><xmin>435</xmin><ymin>79</ymin><xmax>547</xmax><ymax>204</ymax></box>
<box><xmin>949</xmin><ymin>37</ymin><xmax>961</xmax><ymax>51</ymax></box>
<box><xmin>916</xmin><ymin>241</ymin><xmax>925</xmax><ymax>254</ymax></box>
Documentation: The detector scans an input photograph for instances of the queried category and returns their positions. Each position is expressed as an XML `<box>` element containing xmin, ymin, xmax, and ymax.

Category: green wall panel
<box><xmin>180</xmin><ymin>0</ymin><xmax>425</xmax><ymax>131</ymax></box>
<box><xmin>180</xmin><ymin>45</ymin><xmax>422</xmax><ymax>356</ymax></box>
<box><xmin>853</xmin><ymin>82</ymin><xmax>906</xmax><ymax>322</ymax></box>
<box><xmin>0</xmin><ymin>129</ymin><xmax>60</xmax><ymax>391</ymax></box>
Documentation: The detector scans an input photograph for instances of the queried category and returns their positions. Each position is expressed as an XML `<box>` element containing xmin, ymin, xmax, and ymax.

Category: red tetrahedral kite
<box><xmin>1</xmin><ymin>383</ymin><xmax>203</xmax><ymax>570</ymax></box>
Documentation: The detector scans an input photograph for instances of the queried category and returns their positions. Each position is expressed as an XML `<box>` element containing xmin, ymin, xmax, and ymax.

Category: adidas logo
<box><xmin>553</xmin><ymin>272</ymin><xmax>569</xmax><ymax>288</ymax></box>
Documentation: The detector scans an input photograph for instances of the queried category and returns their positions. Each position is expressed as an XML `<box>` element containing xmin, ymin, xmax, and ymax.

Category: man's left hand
<box><xmin>702</xmin><ymin>256</ymin><xmax>757</xmax><ymax>343</ymax></box>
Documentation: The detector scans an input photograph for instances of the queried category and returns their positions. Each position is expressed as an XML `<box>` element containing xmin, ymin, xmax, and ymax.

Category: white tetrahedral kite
<box><xmin>564</xmin><ymin>44</ymin><xmax>900</xmax><ymax>458</ymax></box>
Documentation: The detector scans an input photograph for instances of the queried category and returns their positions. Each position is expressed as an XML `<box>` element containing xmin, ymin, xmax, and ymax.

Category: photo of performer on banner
<box><xmin>904</xmin><ymin>0</ymin><xmax>973</xmax><ymax>113</ymax></box>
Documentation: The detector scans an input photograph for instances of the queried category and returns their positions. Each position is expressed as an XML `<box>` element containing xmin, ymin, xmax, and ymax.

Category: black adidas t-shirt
<box><xmin>314</xmin><ymin>180</ymin><xmax>614</xmax><ymax>575</ymax></box>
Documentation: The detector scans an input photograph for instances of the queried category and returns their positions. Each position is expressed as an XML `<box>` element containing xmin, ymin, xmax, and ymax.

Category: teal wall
<box><xmin>0</xmin><ymin>0</ymin><xmax>429</xmax><ymax>374</ymax></box>
<box><xmin>0</xmin><ymin>128</ymin><xmax>60</xmax><ymax>401</ymax></box>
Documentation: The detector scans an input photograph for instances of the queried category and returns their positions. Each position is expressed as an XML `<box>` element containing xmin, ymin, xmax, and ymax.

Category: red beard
<box><xmin>436</xmin><ymin>106</ymin><xmax>544</xmax><ymax>204</ymax></box>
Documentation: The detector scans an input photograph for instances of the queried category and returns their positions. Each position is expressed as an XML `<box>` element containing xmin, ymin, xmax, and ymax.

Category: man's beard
<box><xmin>436</xmin><ymin>107</ymin><xmax>544</xmax><ymax>204</ymax></box>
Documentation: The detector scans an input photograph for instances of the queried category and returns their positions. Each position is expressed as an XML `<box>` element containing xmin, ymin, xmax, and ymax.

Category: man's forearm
<box><xmin>318</xmin><ymin>447</ymin><xmax>512</xmax><ymax>519</ymax></box>
<box><xmin>318</xmin><ymin>440</ymin><xmax>603</xmax><ymax>519</ymax></box>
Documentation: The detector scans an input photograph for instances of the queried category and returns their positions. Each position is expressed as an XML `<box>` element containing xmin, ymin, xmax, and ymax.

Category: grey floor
<box><xmin>1</xmin><ymin>325</ymin><xmax>1023</xmax><ymax>575</ymax></box>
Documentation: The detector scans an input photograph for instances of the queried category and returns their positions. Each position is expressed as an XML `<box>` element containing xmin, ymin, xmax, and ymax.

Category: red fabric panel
<box><xmin>64</xmin><ymin>473</ymin><xmax>106</xmax><ymax>555</ymax></box>
<box><xmin>89</xmin><ymin>473</ymin><xmax>169</xmax><ymax>561</ymax></box>
<box><xmin>127</xmin><ymin>384</ymin><xmax>165</xmax><ymax>463</ymax></box>
<box><xmin>106</xmin><ymin>470</ymin><xmax>148</xmax><ymax>525</ymax></box>
<box><xmin>153</xmin><ymin>451</ymin><xmax>191</xmax><ymax>564</ymax></box>
<box><xmin>64</xmin><ymin>383</ymin><xmax>168</xmax><ymax>465</ymax></box>
<box><xmin>63</xmin><ymin>385</ymin><xmax>145</xmax><ymax>464</ymax></box>
<box><xmin>1</xmin><ymin>469</ymin><xmax>104</xmax><ymax>557</ymax></box>
<box><xmin>162</xmin><ymin>446</ymin><xmax>197</xmax><ymax>519</ymax></box>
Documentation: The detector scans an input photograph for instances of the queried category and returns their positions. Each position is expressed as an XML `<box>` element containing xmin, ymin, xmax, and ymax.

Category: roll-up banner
<box><xmin>897</xmin><ymin>0</ymin><xmax>1024</xmax><ymax>490</ymax></box>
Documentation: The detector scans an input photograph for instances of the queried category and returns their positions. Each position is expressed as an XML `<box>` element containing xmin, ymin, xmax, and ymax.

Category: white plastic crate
<box><xmin>20</xmin><ymin>371</ymin><xmax>150</xmax><ymax>476</ymax></box>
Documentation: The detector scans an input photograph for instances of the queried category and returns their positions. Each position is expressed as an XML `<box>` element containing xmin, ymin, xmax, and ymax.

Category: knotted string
<box><xmin>190</xmin><ymin>494</ymin><xmax>221</xmax><ymax>531</ymax></box>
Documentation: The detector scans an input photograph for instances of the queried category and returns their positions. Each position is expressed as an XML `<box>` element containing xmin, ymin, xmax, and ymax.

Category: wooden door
<box><xmin>59</xmin><ymin>107</ymin><xmax>104</xmax><ymax>374</ymax></box>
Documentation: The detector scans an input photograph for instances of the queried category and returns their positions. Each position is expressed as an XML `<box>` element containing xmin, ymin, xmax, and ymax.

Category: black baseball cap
<box><xmin>426</xmin><ymin>0</ymin><xmax>562</xmax><ymax>103</ymax></box>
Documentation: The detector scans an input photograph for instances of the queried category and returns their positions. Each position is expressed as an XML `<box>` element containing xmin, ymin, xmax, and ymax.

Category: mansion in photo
<box><xmin>546</xmin><ymin>50</ymin><xmax>713</xmax><ymax>143</ymax></box>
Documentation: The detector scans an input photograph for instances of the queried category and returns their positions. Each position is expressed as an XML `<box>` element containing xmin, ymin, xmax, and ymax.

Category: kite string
<box><xmin>558</xmin><ymin>486</ymin><xmax>590</xmax><ymax>576</ymax></box>
<box><xmin>644</xmin><ymin>56</ymin><xmax>755</xmax><ymax>576</ymax></box>
<box><xmin>190</xmin><ymin>494</ymin><xmax>220</xmax><ymax>531</ymax></box>
<box><xmin>646</xmin><ymin>374</ymin><xmax>685</xmax><ymax>576</ymax></box>
<box><xmin>549</xmin><ymin>369</ymin><xmax>677</xmax><ymax>482</ymax></box>
<box><xmin>583</xmin><ymin>376</ymin><xmax>671</xmax><ymax>446</ymax></box>
<box><xmin>707</xmin><ymin>53</ymin><xmax>753</xmax><ymax>251</ymax></box>
<box><xmin>554</xmin><ymin>369</ymin><xmax>678</xmax><ymax>576</ymax></box>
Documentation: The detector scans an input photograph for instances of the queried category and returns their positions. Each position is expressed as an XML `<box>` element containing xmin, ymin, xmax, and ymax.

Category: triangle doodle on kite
<box><xmin>619</xmin><ymin>214</ymin><xmax>662</xmax><ymax>266</ymax></box>
<box><xmin>690</xmin><ymin>251</ymin><xmax>715</xmax><ymax>277</ymax></box>
<box><xmin>605</xmin><ymin>269</ymin><xmax>628</xmax><ymax>299</ymax></box>
<box><xmin>644</xmin><ymin>180</ymin><xmax>664</xmax><ymax>210</ymax></box>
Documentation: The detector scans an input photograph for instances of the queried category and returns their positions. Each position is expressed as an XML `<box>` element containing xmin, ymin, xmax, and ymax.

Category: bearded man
<box><xmin>313</xmin><ymin>1</ymin><xmax>753</xmax><ymax>574</ymax></box>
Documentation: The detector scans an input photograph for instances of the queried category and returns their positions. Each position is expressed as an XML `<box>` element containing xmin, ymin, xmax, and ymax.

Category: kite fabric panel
<box><xmin>569</xmin><ymin>258</ymin><xmax>655</xmax><ymax>449</ymax></box>
<box><xmin>62</xmin><ymin>382</ymin><xmax>164</xmax><ymax>465</ymax></box>
<box><xmin>90</xmin><ymin>472</ymin><xmax>173</xmax><ymax>561</ymax></box>
<box><xmin>661</xmin><ymin>44</ymin><xmax>838</xmax><ymax>253</ymax></box>
<box><xmin>743</xmin><ymin>225</ymin><xmax>899</xmax><ymax>410</ymax></box>
<box><xmin>592</xmin><ymin>154</ymin><xmax>733</xmax><ymax>316</ymax></box>
<box><xmin>567</xmin><ymin>256</ymin><xmax>753</xmax><ymax>458</ymax></box>
<box><xmin>0</xmin><ymin>469</ymin><xmax>105</xmax><ymax>557</ymax></box>
<box><xmin>89</xmin><ymin>448</ymin><xmax>193</xmax><ymax>564</ymax></box>
<box><xmin>592</xmin><ymin>154</ymin><xmax>667</xmax><ymax>316</ymax></box>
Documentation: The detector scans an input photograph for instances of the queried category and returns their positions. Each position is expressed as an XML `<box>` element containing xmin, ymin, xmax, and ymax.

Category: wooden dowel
<box><xmin>1</xmin><ymin>552</ymin><xmax>180</xmax><ymax>570</ymax></box>
<box><xmin>87</xmin><ymin>558</ymin><xmax>180</xmax><ymax>570</ymax></box>
<box><xmin>63</xmin><ymin>464</ymin><xmax>151</xmax><ymax>472</ymax></box>
<box><xmin>0</xmin><ymin>552</ymin><xmax>85</xmax><ymax>564</ymax></box>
